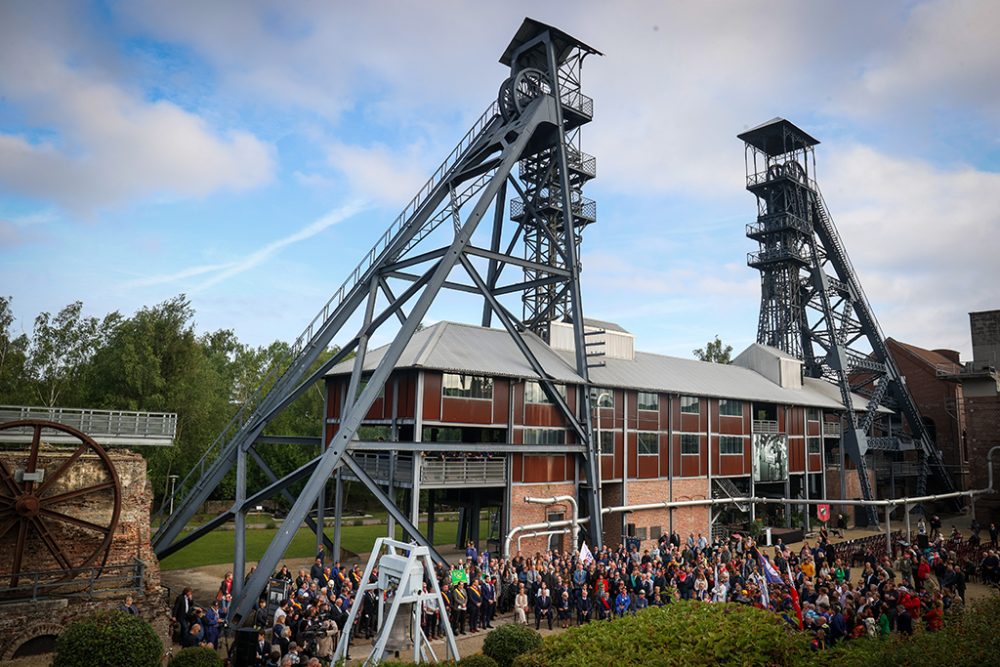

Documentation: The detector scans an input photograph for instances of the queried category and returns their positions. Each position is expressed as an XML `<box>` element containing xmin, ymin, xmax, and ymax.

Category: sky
<box><xmin>1</xmin><ymin>0</ymin><xmax>998</xmax><ymax>364</ymax></box>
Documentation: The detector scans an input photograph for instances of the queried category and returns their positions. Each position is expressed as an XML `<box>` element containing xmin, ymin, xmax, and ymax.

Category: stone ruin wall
<box><xmin>0</xmin><ymin>447</ymin><xmax>170</xmax><ymax>660</ymax></box>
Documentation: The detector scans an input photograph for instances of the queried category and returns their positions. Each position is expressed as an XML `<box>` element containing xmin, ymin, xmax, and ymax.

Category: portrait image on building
<box><xmin>752</xmin><ymin>433</ymin><xmax>788</xmax><ymax>483</ymax></box>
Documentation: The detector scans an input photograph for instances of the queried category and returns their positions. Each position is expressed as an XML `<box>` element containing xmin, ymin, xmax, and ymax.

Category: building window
<box><xmin>443</xmin><ymin>373</ymin><xmax>493</xmax><ymax>400</ymax></box>
<box><xmin>637</xmin><ymin>432</ymin><xmax>659</xmax><ymax>456</ymax></box>
<box><xmin>720</xmin><ymin>435</ymin><xmax>743</xmax><ymax>455</ymax></box>
<box><xmin>807</xmin><ymin>437</ymin><xmax>822</xmax><ymax>455</ymax></box>
<box><xmin>681</xmin><ymin>434</ymin><xmax>700</xmax><ymax>455</ymax></box>
<box><xmin>526</xmin><ymin>380</ymin><xmax>567</xmax><ymax>404</ymax></box>
<box><xmin>590</xmin><ymin>388</ymin><xmax>614</xmax><ymax>408</ymax></box>
<box><xmin>523</xmin><ymin>428</ymin><xmax>566</xmax><ymax>446</ymax></box>
<box><xmin>598</xmin><ymin>430</ymin><xmax>614</xmax><ymax>455</ymax></box>
<box><xmin>358</xmin><ymin>373</ymin><xmax>385</xmax><ymax>400</ymax></box>
<box><xmin>806</xmin><ymin>408</ymin><xmax>820</xmax><ymax>422</ymax></box>
<box><xmin>719</xmin><ymin>399</ymin><xmax>742</xmax><ymax>417</ymax></box>
<box><xmin>637</xmin><ymin>392</ymin><xmax>659</xmax><ymax>411</ymax></box>
<box><xmin>680</xmin><ymin>395</ymin><xmax>700</xmax><ymax>414</ymax></box>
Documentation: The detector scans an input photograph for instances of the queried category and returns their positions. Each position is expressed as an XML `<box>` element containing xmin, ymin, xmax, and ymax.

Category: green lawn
<box><xmin>159</xmin><ymin>519</ymin><xmax>487</xmax><ymax>570</ymax></box>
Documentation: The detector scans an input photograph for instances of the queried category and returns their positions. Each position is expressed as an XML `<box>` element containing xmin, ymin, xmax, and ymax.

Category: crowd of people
<box><xmin>166</xmin><ymin>518</ymin><xmax>1000</xmax><ymax>665</ymax></box>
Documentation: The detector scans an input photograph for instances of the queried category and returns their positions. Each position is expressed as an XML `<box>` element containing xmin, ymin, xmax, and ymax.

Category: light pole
<box><xmin>168</xmin><ymin>474</ymin><xmax>178</xmax><ymax>516</ymax></box>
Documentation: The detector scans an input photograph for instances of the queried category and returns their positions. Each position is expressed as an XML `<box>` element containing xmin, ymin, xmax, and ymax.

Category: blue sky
<box><xmin>1</xmin><ymin>0</ymin><xmax>998</xmax><ymax>362</ymax></box>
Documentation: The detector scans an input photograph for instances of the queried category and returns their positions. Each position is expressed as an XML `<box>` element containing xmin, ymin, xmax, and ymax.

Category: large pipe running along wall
<box><xmin>502</xmin><ymin>447</ymin><xmax>1000</xmax><ymax>558</ymax></box>
<box><xmin>524</xmin><ymin>495</ymin><xmax>579</xmax><ymax>548</ymax></box>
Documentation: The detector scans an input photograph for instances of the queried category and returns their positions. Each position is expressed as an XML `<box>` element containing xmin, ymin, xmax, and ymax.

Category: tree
<box><xmin>693</xmin><ymin>335</ymin><xmax>732</xmax><ymax>364</ymax></box>
<box><xmin>27</xmin><ymin>301</ymin><xmax>120</xmax><ymax>407</ymax></box>
<box><xmin>0</xmin><ymin>296</ymin><xmax>30</xmax><ymax>403</ymax></box>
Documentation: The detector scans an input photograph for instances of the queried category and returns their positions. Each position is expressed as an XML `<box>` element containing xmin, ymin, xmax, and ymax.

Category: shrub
<box><xmin>53</xmin><ymin>610</ymin><xmax>162</xmax><ymax>667</ymax></box>
<box><xmin>483</xmin><ymin>623</ymin><xmax>543</xmax><ymax>667</ymax></box>
<box><xmin>460</xmin><ymin>655</ymin><xmax>500</xmax><ymax>667</ymax></box>
<box><xmin>514</xmin><ymin>602</ymin><xmax>808</xmax><ymax>667</ymax></box>
<box><xmin>168</xmin><ymin>647</ymin><xmax>223</xmax><ymax>667</ymax></box>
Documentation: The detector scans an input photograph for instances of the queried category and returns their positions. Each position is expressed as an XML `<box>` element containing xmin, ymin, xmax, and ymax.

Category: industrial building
<box><xmin>325</xmin><ymin>319</ymin><xmax>877</xmax><ymax>554</ymax></box>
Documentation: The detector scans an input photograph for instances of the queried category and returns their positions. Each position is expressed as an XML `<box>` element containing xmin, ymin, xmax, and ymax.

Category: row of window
<box><xmin>524</xmin><ymin>431</ymin><xmax>823</xmax><ymax>457</ymax></box>
<box><xmin>439</xmin><ymin>375</ymin><xmax>822</xmax><ymax>428</ymax></box>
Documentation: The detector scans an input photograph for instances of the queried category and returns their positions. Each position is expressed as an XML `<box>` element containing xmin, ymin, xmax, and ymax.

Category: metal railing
<box><xmin>0</xmin><ymin>406</ymin><xmax>176</xmax><ymax>444</ymax></box>
<box><xmin>421</xmin><ymin>457</ymin><xmax>507</xmax><ymax>487</ymax></box>
<box><xmin>0</xmin><ymin>559</ymin><xmax>145</xmax><ymax>601</ymax></box>
<box><xmin>752</xmin><ymin>420</ymin><xmax>780</xmax><ymax>434</ymax></box>
<box><xmin>747</xmin><ymin>246</ymin><xmax>810</xmax><ymax>267</ymax></box>
<box><xmin>873</xmin><ymin>461</ymin><xmax>924</xmax><ymax>478</ymax></box>
<box><xmin>746</xmin><ymin>167</ymin><xmax>817</xmax><ymax>191</ymax></box>
<box><xmin>344</xmin><ymin>452</ymin><xmax>414</xmax><ymax>485</ymax></box>
<box><xmin>746</xmin><ymin>212</ymin><xmax>811</xmax><ymax>238</ymax></box>
<box><xmin>510</xmin><ymin>195</ymin><xmax>597</xmax><ymax>222</ymax></box>
<box><xmin>560</xmin><ymin>89</ymin><xmax>594</xmax><ymax>119</ymax></box>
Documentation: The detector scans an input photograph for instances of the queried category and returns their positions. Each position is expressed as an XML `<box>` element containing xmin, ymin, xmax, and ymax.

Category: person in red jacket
<box><xmin>923</xmin><ymin>600</ymin><xmax>944</xmax><ymax>631</ymax></box>
<box><xmin>915</xmin><ymin>557</ymin><xmax>931</xmax><ymax>591</ymax></box>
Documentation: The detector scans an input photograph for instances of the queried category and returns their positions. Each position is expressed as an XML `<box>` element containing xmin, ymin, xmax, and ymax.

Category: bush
<box><xmin>53</xmin><ymin>610</ymin><xmax>162</xmax><ymax>667</ymax></box>
<box><xmin>460</xmin><ymin>655</ymin><xmax>500</xmax><ymax>667</ymax></box>
<box><xmin>168</xmin><ymin>647</ymin><xmax>223</xmax><ymax>667</ymax></box>
<box><xmin>483</xmin><ymin>623</ymin><xmax>543</xmax><ymax>667</ymax></box>
<box><xmin>513</xmin><ymin>602</ymin><xmax>808</xmax><ymax>667</ymax></box>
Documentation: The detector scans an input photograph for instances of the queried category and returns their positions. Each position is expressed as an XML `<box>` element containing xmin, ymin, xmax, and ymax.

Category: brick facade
<box><xmin>509</xmin><ymin>482</ymin><xmax>577</xmax><ymax>555</ymax></box>
<box><xmin>966</xmin><ymin>395</ymin><xmax>1000</xmax><ymax>524</ymax></box>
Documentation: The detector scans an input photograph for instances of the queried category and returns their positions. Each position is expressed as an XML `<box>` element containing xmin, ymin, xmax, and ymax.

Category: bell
<box><xmin>383</xmin><ymin>601</ymin><xmax>414</xmax><ymax>653</ymax></box>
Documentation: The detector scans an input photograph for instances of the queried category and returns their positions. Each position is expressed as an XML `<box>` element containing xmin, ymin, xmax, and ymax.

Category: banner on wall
<box><xmin>817</xmin><ymin>504</ymin><xmax>831</xmax><ymax>522</ymax></box>
<box><xmin>752</xmin><ymin>433</ymin><xmax>789</xmax><ymax>483</ymax></box>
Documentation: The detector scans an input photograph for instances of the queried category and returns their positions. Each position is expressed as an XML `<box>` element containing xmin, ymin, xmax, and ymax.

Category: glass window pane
<box><xmin>526</xmin><ymin>380</ymin><xmax>567</xmax><ymax>404</ymax></box>
<box><xmin>637</xmin><ymin>432</ymin><xmax>658</xmax><ymax>455</ymax></box>
<box><xmin>681</xmin><ymin>433</ymin><xmax>700</xmax><ymax>454</ymax></box>
<box><xmin>637</xmin><ymin>392</ymin><xmax>659</xmax><ymax>411</ymax></box>
<box><xmin>720</xmin><ymin>436</ymin><xmax>743</xmax><ymax>455</ymax></box>
<box><xmin>680</xmin><ymin>396</ymin><xmax>700</xmax><ymax>414</ymax></box>
<box><xmin>719</xmin><ymin>399</ymin><xmax>742</xmax><ymax>417</ymax></box>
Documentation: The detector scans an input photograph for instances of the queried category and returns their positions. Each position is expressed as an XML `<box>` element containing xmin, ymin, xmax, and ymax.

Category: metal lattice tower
<box><xmin>739</xmin><ymin>118</ymin><xmax>957</xmax><ymax>525</ymax></box>
<box><xmin>505</xmin><ymin>52</ymin><xmax>597</xmax><ymax>339</ymax></box>
<box><xmin>151</xmin><ymin>18</ymin><xmax>604</xmax><ymax>623</ymax></box>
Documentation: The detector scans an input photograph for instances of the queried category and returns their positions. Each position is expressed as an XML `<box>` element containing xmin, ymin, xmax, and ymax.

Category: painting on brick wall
<box><xmin>752</xmin><ymin>433</ymin><xmax>788</xmax><ymax>483</ymax></box>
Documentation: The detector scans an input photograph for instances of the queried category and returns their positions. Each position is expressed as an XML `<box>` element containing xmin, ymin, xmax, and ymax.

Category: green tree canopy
<box><xmin>693</xmin><ymin>335</ymin><xmax>733</xmax><ymax>364</ymax></box>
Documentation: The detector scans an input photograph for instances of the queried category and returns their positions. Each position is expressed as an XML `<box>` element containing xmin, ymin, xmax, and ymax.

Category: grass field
<box><xmin>159</xmin><ymin>519</ymin><xmax>487</xmax><ymax>570</ymax></box>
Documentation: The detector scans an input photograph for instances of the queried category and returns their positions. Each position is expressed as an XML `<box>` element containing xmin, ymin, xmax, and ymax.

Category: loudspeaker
<box><xmin>231</xmin><ymin>627</ymin><xmax>260</xmax><ymax>667</ymax></box>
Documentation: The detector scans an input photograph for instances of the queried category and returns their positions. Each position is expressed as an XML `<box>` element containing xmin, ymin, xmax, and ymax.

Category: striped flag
<box><xmin>758</xmin><ymin>553</ymin><xmax>784</xmax><ymax>585</ymax></box>
<box><xmin>786</xmin><ymin>563</ymin><xmax>803</xmax><ymax>629</ymax></box>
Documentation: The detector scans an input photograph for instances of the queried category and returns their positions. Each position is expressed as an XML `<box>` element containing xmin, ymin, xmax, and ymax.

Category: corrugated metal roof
<box><xmin>327</xmin><ymin>321</ymin><xmax>873</xmax><ymax>410</ymax></box>
<box><xmin>327</xmin><ymin>322</ymin><xmax>583</xmax><ymax>383</ymax></box>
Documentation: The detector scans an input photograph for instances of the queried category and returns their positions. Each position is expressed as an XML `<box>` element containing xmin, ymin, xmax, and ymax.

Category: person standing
<box><xmin>203</xmin><ymin>599</ymin><xmax>221</xmax><ymax>649</ymax></box>
<box><xmin>172</xmin><ymin>587</ymin><xmax>194</xmax><ymax>641</ymax></box>
<box><xmin>467</xmin><ymin>579</ymin><xmax>482</xmax><ymax>633</ymax></box>
<box><xmin>451</xmin><ymin>581</ymin><xmax>468</xmax><ymax>635</ymax></box>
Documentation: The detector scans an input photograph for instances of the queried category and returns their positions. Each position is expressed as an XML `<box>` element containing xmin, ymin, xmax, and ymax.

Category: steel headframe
<box><xmin>151</xmin><ymin>18</ymin><xmax>604</xmax><ymax>624</ymax></box>
<box><xmin>739</xmin><ymin>119</ymin><xmax>957</xmax><ymax>526</ymax></box>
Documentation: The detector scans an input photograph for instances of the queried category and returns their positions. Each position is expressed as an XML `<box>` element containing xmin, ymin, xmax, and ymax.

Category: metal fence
<box><xmin>0</xmin><ymin>559</ymin><xmax>146</xmax><ymax>602</ymax></box>
<box><xmin>0</xmin><ymin>405</ymin><xmax>177</xmax><ymax>446</ymax></box>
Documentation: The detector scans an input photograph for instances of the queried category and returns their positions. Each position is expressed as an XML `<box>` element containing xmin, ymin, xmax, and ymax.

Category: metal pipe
<box><xmin>518</xmin><ymin>529</ymin><xmax>570</xmax><ymax>552</ymax></box>
<box><xmin>504</xmin><ymin>516</ymin><xmax>591</xmax><ymax>558</ymax></box>
<box><xmin>525</xmin><ymin>495</ymin><xmax>579</xmax><ymax>549</ymax></box>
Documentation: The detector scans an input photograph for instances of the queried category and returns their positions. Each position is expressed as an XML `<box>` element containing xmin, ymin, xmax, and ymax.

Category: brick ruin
<box><xmin>0</xmin><ymin>446</ymin><xmax>170</xmax><ymax>660</ymax></box>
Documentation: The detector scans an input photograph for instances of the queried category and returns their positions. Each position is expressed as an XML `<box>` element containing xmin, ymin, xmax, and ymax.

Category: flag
<box><xmin>758</xmin><ymin>553</ymin><xmax>783</xmax><ymax>586</ymax></box>
<box><xmin>579</xmin><ymin>541</ymin><xmax>594</xmax><ymax>566</ymax></box>
<box><xmin>757</xmin><ymin>572</ymin><xmax>770</xmax><ymax>609</ymax></box>
<box><xmin>786</xmin><ymin>563</ymin><xmax>803</xmax><ymax>630</ymax></box>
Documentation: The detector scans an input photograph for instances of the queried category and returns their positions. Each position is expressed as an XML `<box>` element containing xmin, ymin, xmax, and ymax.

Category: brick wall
<box><xmin>0</xmin><ymin>446</ymin><xmax>169</xmax><ymax>658</ymax></box>
<box><xmin>509</xmin><ymin>482</ymin><xmax>576</xmax><ymax>556</ymax></box>
<box><xmin>966</xmin><ymin>395</ymin><xmax>1000</xmax><ymax>524</ymax></box>
<box><xmin>824</xmin><ymin>466</ymin><xmax>876</xmax><ymax>527</ymax></box>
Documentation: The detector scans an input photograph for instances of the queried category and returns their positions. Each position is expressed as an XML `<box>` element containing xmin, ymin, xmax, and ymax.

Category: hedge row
<box><xmin>511</xmin><ymin>596</ymin><xmax>1000</xmax><ymax>667</ymax></box>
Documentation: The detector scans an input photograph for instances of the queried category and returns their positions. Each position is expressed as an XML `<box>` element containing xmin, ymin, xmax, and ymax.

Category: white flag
<box><xmin>579</xmin><ymin>541</ymin><xmax>594</xmax><ymax>565</ymax></box>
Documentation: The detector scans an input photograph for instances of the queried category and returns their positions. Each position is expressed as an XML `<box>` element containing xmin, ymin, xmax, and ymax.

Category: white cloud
<box><xmin>820</xmin><ymin>145</ymin><xmax>1000</xmax><ymax>353</ymax></box>
<box><xmin>0</xmin><ymin>3</ymin><xmax>274</xmax><ymax>213</ymax></box>
<box><xmin>326</xmin><ymin>141</ymin><xmax>433</xmax><ymax>207</ymax></box>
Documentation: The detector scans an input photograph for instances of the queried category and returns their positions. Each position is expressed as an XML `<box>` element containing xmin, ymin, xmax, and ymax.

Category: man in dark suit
<box><xmin>481</xmin><ymin>577</ymin><xmax>496</xmax><ymax>628</ymax></box>
<box><xmin>172</xmin><ymin>587</ymin><xmax>194</xmax><ymax>640</ymax></box>
<box><xmin>576</xmin><ymin>588</ymin><xmax>592</xmax><ymax>624</ymax></box>
<box><xmin>450</xmin><ymin>582</ymin><xmax>468</xmax><ymax>635</ymax></box>
<box><xmin>254</xmin><ymin>629</ymin><xmax>268</xmax><ymax>666</ymax></box>
<box><xmin>534</xmin><ymin>583</ymin><xmax>553</xmax><ymax>630</ymax></box>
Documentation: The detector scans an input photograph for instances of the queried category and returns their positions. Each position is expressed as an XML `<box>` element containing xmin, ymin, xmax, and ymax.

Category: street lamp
<box><xmin>168</xmin><ymin>474</ymin><xmax>179</xmax><ymax>515</ymax></box>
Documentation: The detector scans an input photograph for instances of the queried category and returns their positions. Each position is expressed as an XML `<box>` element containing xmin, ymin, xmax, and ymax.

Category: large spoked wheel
<box><xmin>0</xmin><ymin>419</ymin><xmax>121</xmax><ymax>587</ymax></box>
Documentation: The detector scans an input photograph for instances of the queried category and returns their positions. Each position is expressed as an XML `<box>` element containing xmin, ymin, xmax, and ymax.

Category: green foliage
<box><xmin>168</xmin><ymin>647</ymin><xmax>223</xmax><ymax>667</ymax></box>
<box><xmin>0</xmin><ymin>296</ymin><xmax>30</xmax><ymax>403</ymax></box>
<box><xmin>692</xmin><ymin>335</ymin><xmax>733</xmax><ymax>364</ymax></box>
<box><xmin>483</xmin><ymin>623</ymin><xmax>543</xmax><ymax>667</ymax></box>
<box><xmin>514</xmin><ymin>602</ymin><xmax>807</xmax><ymax>667</ymax></box>
<box><xmin>811</xmin><ymin>594</ymin><xmax>1000</xmax><ymax>667</ymax></box>
<box><xmin>53</xmin><ymin>610</ymin><xmax>162</xmax><ymax>667</ymax></box>
<box><xmin>460</xmin><ymin>655</ymin><xmax>500</xmax><ymax>667</ymax></box>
